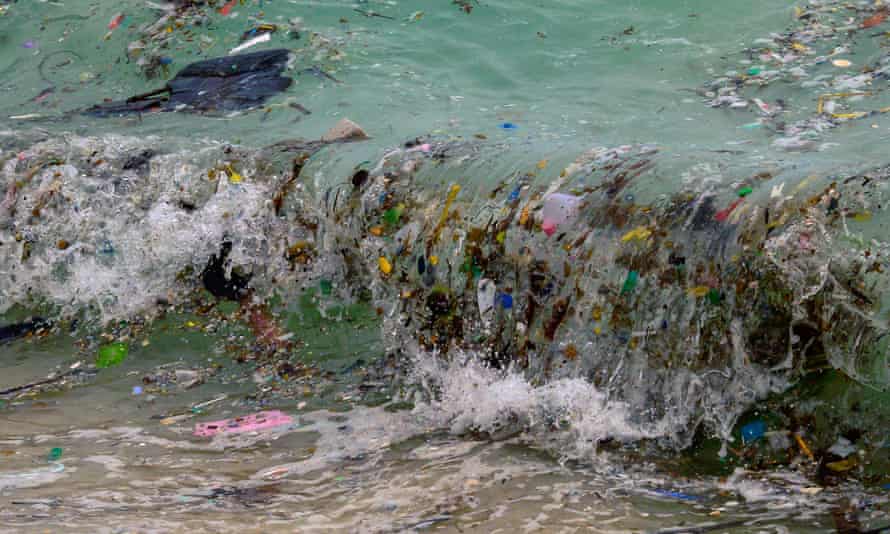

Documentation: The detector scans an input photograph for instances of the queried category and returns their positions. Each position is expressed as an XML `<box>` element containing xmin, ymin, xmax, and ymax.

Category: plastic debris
<box><xmin>741</xmin><ymin>420</ymin><xmax>766</xmax><ymax>444</ymax></box>
<box><xmin>108</xmin><ymin>13</ymin><xmax>125</xmax><ymax>30</ymax></box>
<box><xmin>621</xmin><ymin>270</ymin><xmax>639</xmax><ymax>295</ymax></box>
<box><xmin>241</xmin><ymin>24</ymin><xmax>278</xmax><ymax>42</ymax></box>
<box><xmin>621</xmin><ymin>226</ymin><xmax>652</xmax><ymax>243</ymax></box>
<box><xmin>230</xmin><ymin>33</ymin><xmax>271</xmax><ymax>55</ymax></box>
<box><xmin>194</xmin><ymin>410</ymin><xmax>294</xmax><ymax>437</ymax></box>
<box><xmin>218</xmin><ymin>0</ymin><xmax>237</xmax><ymax>16</ymax></box>
<box><xmin>714</xmin><ymin>198</ymin><xmax>743</xmax><ymax>222</ymax></box>
<box><xmin>86</xmin><ymin>49</ymin><xmax>294</xmax><ymax>116</ymax></box>
<box><xmin>541</xmin><ymin>193</ymin><xmax>582</xmax><ymax>236</ymax></box>
<box><xmin>379</xmin><ymin>256</ymin><xmax>393</xmax><ymax>275</ymax></box>
<box><xmin>794</xmin><ymin>433</ymin><xmax>815</xmax><ymax>460</ymax></box>
<box><xmin>0</xmin><ymin>317</ymin><xmax>48</xmax><ymax>345</ymax></box>
<box><xmin>862</xmin><ymin>11</ymin><xmax>887</xmax><ymax>28</ymax></box>
<box><xmin>47</xmin><ymin>447</ymin><xmax>62</xmax><ymax>462</ymax></box>
<box><xmin>649</xmin><ymin>489</ymin><xmax>701</xmax><ymax>502</ymax></box>
<box><xmin>477</xmin><ymin>278</ymin><xmax>496</xmax><ymax>326</ymax></box>
<box><xmin>96</xmin><ymin>342</ymin><xmax>129</xmax><ymax>368</ymax></box>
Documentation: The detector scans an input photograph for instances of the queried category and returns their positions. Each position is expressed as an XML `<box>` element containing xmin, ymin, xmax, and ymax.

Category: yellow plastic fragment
<box><xmin>429</xmin><ymin>255</ymin><xmax>439</xmax><ymax>266</ymax></box>
<box><xmin>817</xmin><ymin>92</ymin><xmax>872</xmax><ymax>115</ymax></box>
<box><xmin>852</xmin><ymin>211</ymin><xmax>872</xmax><ymax>222</ymax></box>
<box><xmin>826</xmin><ymin>457</ymin><xmax>858</xmax><ymax>472</ymax></box>
<box><xmin>536</xmin><ymin>159</ymin><xmax>548</xmax><ymax>170</ymax></box>
<box><xmin>593</xmin><ymin>326</ymin><xmax>602</xmax><ymax>335</ymax></box>
<box><xmin>431</xmin><ymin>184</ymin><xmax>461</xmax><ymax>243</ymax></box>
<box><xmin>226</xmin><ymin>165</ymin><xmax>242</xmax><ymax>184</ymax></box>
<box><xmin>370</xmin><ymin>226</ymin><xmax>383</xmax><ymax>236</ymax></box>
<box><xmin>621</xmin><ymin>226</ymin><xmax>652</xmax><ymax>243</ymax></box>
<box><xmin>496</xmin><ymin>231</ymin><xmax>506</xmax><ymax>243</ymax></box>
<box><xmin>831</xmin><ymin>112</ymin><xmax>867</xmax><ymax>119</ymax></box>
<box><xmin>519</xmin><ymin>205</ymin><xmax>530</xmax><ymax>225</ymax></box>
<box><xmin>688</xmin><ymin>286</ymin><xmax>710</xmax><ymax>298</ymax></box>
<box><xmin>791</xmin><ymin>42</ymin><xmax>808</xmax><ymax>52</ymax></box>
<box><xmin>794</xmin><ymin>433</ymin><xmax>815</xmax><ymax>460</ymax></box>
<box><xmin>378</xmin><ymin>257</ymin><xmax>392</xmax><ymax>275</ymax></box>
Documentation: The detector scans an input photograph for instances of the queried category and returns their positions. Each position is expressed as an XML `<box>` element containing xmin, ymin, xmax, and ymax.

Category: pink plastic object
<box><xmin>193</xmin><ymin>410</ymin><xmax>294</xmax><ymax>437</ymax></box>
<box><xmin>541</xmin><ymin>193</ymin><xmax>582</xmax><ymax>237</ymax></box>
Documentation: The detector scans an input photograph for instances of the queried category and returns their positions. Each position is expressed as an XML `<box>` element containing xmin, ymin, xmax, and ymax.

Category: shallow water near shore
<box><xmin>4</xmin><ymin>0</ymin><xmax>890</xmax><ymax>532</ymax></box>
<box><xmin>1</xmin><ymin>324</ymin><xmax>881</xmax><ymax>534</ymax></box>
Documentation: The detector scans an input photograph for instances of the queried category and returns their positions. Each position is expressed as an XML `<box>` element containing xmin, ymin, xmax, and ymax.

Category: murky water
<box><xmin>4</xmin><ymin>0</ymin><xmax>890</xmax><ymax>532</ymax></box>
<box><xmin>1</xmin><ymin>325</ymin><xmax>879</xmax><ymax>533</ymax></box>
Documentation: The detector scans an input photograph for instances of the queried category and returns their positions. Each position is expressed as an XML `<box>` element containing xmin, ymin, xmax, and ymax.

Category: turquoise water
<box><xmin>0</xmin><ymin>1</ymin><xmax>816</xmax><ymax>145</ymax></box>
<box><xmin>3</xmin><ymin>0</ymin><xmax>890</xmax><ymax>531</ymax></box>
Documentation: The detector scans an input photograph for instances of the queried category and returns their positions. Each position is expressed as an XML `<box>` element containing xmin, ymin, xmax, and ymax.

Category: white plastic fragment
<box><xmin>229</xmin><ymin>33</ymin><xmax>271</xmax><ymax>55</ymax></box>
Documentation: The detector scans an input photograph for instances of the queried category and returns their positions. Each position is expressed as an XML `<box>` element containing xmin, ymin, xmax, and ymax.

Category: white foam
<box><xmin>409</xmin><ymin>351</ymin><xmax>660</xmax><ymax>456</ymax></box>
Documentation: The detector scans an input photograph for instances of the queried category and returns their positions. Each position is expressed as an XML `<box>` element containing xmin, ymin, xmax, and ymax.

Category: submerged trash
<box><xmin>96</xmin><ymin>342</ymin><xmax>129</xmax><ymax>368</ymax></box>
<box><xmin>229</xmin><ymin>33</ymin><xmax>271</xmax><ymax>55</ymax></box>
<box><xmin>85</xmin><ymin>49</ymin><xmax>293</xmax><ymax>116</ymax></box>
<box><xmin>193</xmin><ymin>410</ymin><xmax>294</xmax><ymax>437</ymax></box>
<box><xmin>741</xmin><ymin>420</ymin><xmax>766</xmax><ymax>444</ymax></box>
<box><xmin>541</xmin><ymin>193</ymin><xmax>582</xmax><ymax>236</ymax></box>
<box><xmin>0</xmin><ymin>318</ymin><xmax>48</xmax><ymax>345</ymax></box>
<box><xmin>47</xmin><ymin>447</ymin><xmax>62</xmax><ymax>462</ymax></box>
<box><xmin>648</xmin><ymin>488</ymin><xmax>702</xmax><ymax>502</ymax></box>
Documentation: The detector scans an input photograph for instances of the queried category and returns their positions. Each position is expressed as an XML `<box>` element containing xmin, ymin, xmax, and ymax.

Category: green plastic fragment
<box><xmin>48</xmin><ymin>447</ymin><xmax>62</xmax><ymax>461</ymax></box>
<box><xmin>320</xmin><ymin>279</ymin><xmax>333</xmax><ymax>295</ymax></box>
<box><xmin>96</xmin><ymin>342</ymin><xmax>129</xmax><ymax>368</ymax></box>
<box><xmin>471</xmin><ymin>264</ymin><xmax>483</xmax><ymax>279</ymax></box>
<box><xmin>621</xmin><ymin>270</ymin><xmax>639</xmax><ymax>295</ymax></box>
<box><xmin>738</xmin><ymin>186</ymin><xmax>753</xmax><ymax>197</ymax></box>
<box><xmin>383</xmin><ymin>205</ymin><xmax>403</xmax><ymax>225</ymax></box>
<box><xmin>460</xmin><ymin>257</ymin><xmax>472</xmax><ymax>273</ymax></box>
<box><xmin>747</xmin><ymin>67</ymin><xmax>761</xmax><ymax>76</ymax></box>
<box><xmin>707</xmin><ymin>288</ymin><xmax>722</xmax><ymax>305</ymax></box>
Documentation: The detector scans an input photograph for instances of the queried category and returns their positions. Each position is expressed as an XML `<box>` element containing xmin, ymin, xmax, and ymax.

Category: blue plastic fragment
<box><xmin>650</xmin><ymin>489</ymin><xmax>701</xmax><ymax>501</ymax></box>
<box><xmin>508</xmin><ymin>186</ymin><xmax>521</xmax><ymax>202</ymax></box>
<box><xmin>500</xmin><ymin>122</ymin><xmax>517</xmax><ymax>130</ymax></box>
<box><xmin>132</xmin><ymin>386</ymin><xmax>143</xmax><ymax>395</ymax></box>
<box><xmin>883</xmin><ymin>483</ymin><xmax>890</xmax><ymax>490</ymax></box>
<box><xmin>500</xmin><ymin>293</ymin><xmax>513</xmax><ymax>309</ymax></box>
<box><xmin>741</xmin><ymin>419</ymin><xmax>766</xmax><ymax>444</ymax></box>
<box><xmin>159</xmin><ymin>57</ymin><xmax>174</xmax><ymax>65</ymax></box>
